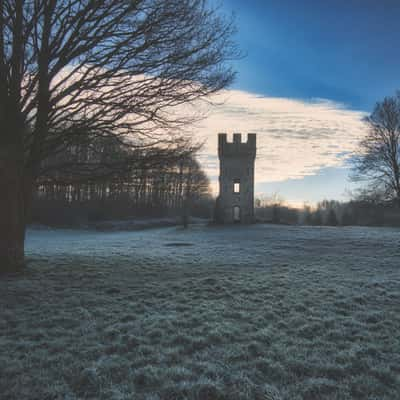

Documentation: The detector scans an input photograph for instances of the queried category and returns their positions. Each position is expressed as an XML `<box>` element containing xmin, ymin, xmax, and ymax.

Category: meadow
<box><xmin>1</xmin><ymin>224</ymin><xmax>399</xmax><ymax>399</ymax></box>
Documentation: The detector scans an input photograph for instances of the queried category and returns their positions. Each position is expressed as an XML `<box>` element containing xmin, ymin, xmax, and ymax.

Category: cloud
<box><xmin>186</xmin><ymin>89</ymin><xmax>367</xmax><ymax>194</ymax></box>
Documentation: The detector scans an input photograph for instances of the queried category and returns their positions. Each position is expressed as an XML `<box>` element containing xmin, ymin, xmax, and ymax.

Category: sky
<box><xmin>194</xmin><ymin>0</ymin><xmax>400</xmax><ymax>206</ymax></box>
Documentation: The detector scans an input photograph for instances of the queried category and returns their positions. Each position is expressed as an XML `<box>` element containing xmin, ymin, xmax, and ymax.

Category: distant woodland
<box><xmin>255</xmin><ymin>197</ymin><xmax>400</xmax><ymax>228</ymax></box>
<box><xmin>31</xmin><ymin>136</ymin><xmax>212</xmax><ymax>226</ymax></box>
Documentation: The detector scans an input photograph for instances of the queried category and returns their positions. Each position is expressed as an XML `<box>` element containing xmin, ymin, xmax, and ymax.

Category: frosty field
<box><xmin>1</xmin><ymin>224</ymin><xmax>399</xmax><ymax>399</ymax></box>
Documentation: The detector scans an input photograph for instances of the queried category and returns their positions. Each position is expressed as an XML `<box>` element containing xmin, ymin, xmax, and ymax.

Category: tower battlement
<box><xmin>218</xmin><ymin>133</ymin><xmax>256</xmax><ymax>158</ymax></box>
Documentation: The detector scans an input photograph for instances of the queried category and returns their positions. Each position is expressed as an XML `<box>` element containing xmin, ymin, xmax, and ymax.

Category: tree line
<box><xmin>255</xmin><ymin>197</ymin><xmax>400</xmax><ymax>227</ymax></box>
<box><xmin>32</xmin><ymin>135</ymin><xmax>212</xmax><ymax>226</ymax></box>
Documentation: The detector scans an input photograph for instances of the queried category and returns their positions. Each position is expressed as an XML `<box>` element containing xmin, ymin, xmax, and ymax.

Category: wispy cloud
<box><xmin>186</xmin><ymin>89</ymin><xmax>367</xmax><ymax>194</ymax></box>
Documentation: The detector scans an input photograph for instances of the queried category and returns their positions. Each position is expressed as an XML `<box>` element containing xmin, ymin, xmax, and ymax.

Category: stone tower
<box><xmin>216</xmin><ymin>133</ymin><xmax>256</xmax><ymax>223</ymax></box>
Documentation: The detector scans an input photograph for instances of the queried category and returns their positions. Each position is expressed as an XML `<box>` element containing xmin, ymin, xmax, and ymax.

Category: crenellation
<box><xmin>218</xmin><ymin>133</ymin><xmax>256</xmax><ymax>159</ymax></box>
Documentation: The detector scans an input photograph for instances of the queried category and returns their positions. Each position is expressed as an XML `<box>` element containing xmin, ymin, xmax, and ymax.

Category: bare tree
<box><xmin>0</xmin><ymin>0</ymin><xmax>238</xmax><ymax>271</ymax></box>
<box><xmin>352</xmin><ymin>93</ymin><xmax>400</xmax><ymax>205</ymax></box>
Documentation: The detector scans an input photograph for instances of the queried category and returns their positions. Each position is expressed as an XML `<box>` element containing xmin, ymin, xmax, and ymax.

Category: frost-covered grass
<box><xmin>1</xmin><ymin>224</ymin><xmax>400</xmax><ymax>399</ymax></box>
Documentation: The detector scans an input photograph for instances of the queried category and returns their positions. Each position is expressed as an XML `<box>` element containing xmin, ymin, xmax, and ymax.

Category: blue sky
<box><xmin>222</xmin><ymin>0</ymin><xmax>400</xmax><ymax>110</ymax></box>
<box><xmin>196</xmin><ymin>0</ymin><xmax>400</xmax><ymax>206</ymax></box>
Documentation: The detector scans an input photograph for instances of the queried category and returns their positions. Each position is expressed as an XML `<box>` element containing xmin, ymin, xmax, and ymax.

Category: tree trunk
<box><xmin>182</xmin><ymin>202</ymin><xmax>189</xmax><ymax>229</ymax></box>
<box><xmin>0</xmin><ymin>147</ymin><xmax>26</xmax><ymax>273</ymax></box>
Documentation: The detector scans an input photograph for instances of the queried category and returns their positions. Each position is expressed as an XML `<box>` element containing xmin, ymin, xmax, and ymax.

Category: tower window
<box><xmin>233</xmin><ymin>179</ymin><xmax>240</xmax><ymax>193</ymax></box>
<box><xmin>233</xmin><ymin>206</ymin><xmax>241</xmax><ymax>222</ymax></box>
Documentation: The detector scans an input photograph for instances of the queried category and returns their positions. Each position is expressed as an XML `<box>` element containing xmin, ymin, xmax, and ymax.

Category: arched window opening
<box><xmin>233</xmin><ymin>206</ymin><xmax>241</xmax><ymax>222</ymax></box>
